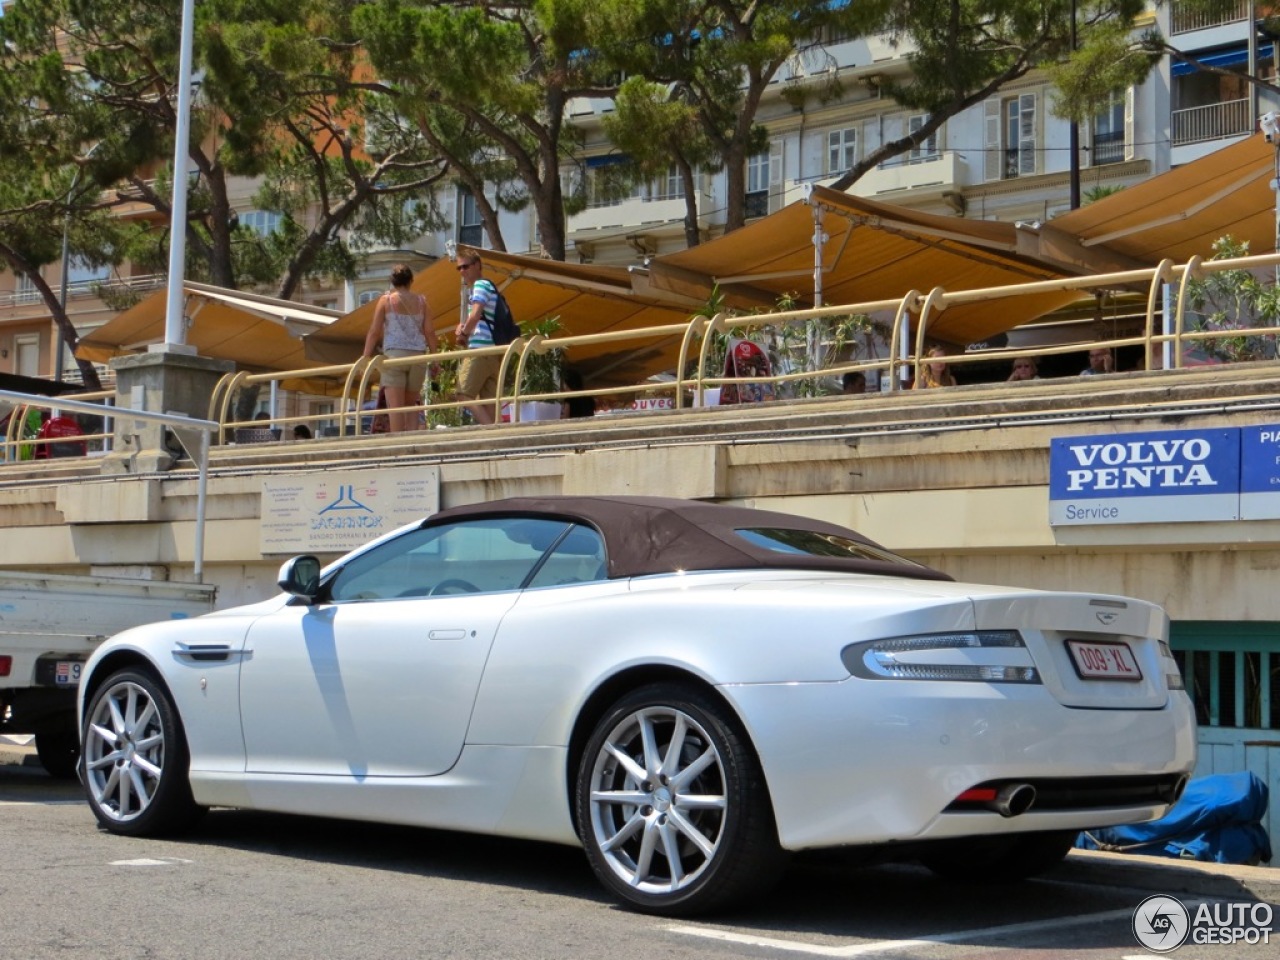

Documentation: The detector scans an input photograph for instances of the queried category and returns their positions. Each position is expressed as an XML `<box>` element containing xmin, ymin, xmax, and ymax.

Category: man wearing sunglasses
<box><xmin>453</xmin><ymin>252</ymin><xmax>502</xmax><ymax>424</ymax></box>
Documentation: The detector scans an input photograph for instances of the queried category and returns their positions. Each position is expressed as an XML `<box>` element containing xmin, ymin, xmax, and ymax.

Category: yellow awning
<box><xmin>1050</xmin><ymin>132</ymin><xmax>1275</xmax><ymax>263</ymax></box>
<box><xmin>646</xmin><ymin>185</ymin><xmax>1081</xmax><ymax>347</ymax></box>
<box><xmin>76</xmin><ymin>282</ymin><xmax>340</xmax><ymax>374</ymax></box>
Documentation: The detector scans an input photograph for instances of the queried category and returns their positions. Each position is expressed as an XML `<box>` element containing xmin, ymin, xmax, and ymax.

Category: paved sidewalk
<box><xmin>1058</xmin><ymin>848</ymin><xmax>1279</xmax><ymax>903</ymax></box>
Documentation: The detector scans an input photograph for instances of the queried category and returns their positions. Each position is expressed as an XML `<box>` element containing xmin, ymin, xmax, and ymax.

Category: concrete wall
<box><xmin>3</xmin><ymin>365</ymin><xmax>1280</xmax><ymax>617</ymax></box>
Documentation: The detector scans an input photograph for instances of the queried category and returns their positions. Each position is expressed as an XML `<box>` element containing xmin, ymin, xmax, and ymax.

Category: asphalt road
<box><xmin>1</xmin><ymin>751</ymin><xmax>1274</xmax><ymax>960</ymax></box>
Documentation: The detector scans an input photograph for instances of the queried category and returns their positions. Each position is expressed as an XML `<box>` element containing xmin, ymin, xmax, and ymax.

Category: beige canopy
<box><xmin>646</xmin><ymin>185</ymin><xmax>1084</xmax><ymax>347</ymax></box>
<box><xmin>76</xmin><ymin>281</ymin><xmax>340</xmax><ymax>372</ymax></box>
<box><xmin>1048</xmin><ymin>132</ymin><xmax>1275</xmax><ymax>263</ymax></box>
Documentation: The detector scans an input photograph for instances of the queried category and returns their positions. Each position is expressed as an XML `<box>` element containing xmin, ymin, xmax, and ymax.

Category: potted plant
<box><xmin>511</xmin><ymin>315</ymin><xmax>564</xmax><ymax>422</ymax></box>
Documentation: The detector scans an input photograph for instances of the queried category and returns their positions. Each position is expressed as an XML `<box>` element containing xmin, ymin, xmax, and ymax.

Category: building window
<box><xmin>66</xmin><ymin>256</ymin><xmax>110</xmax><ymax>287</ymax></box>
<box><xmin>827</xmin><ymin>128</ymin><xmax>857</xmax><ymax>174</ymax></box>
<box><xmin>458</xmin><ymin>187</ymin><xmax>483</xmax><ymax>247</ymax></box>
<box><xmin>908</xmin><ymin>115</ymin><xmax>938</xmax><ymax>163</ymax></box>
<box><xmin>357</xmin><ymin>290</ymin><xmax>380</xmax><ymax>307</ymax></box>
<box><xmin>314</xmin><ymin>401</ymin><xmax>337</xmax><ymax>436</ymax></box>
<box><xmin>984</xmin><ymin>93</ymin><xmax>1037</xmax><ymax>181</ymax></box>
<box><xmin>651</xmin><ymin>164</ymin><xmax>685</xmax><ymax>201</ymax></box>
<box><xmin>240</xmin><ymin>210</ymin><xmax>282</xmax><ymax>237</ymax></box>
<box><xmin>15</xmin><ymin>333</ymin><xmax>40</xmax><ymax>378</ymax></box>
<box><xmin>745</xmin><ymin>141</ymin><xmax>782</xmax><ymax>219</ymax></box>
<box><xmin>14</xmin><ymin>272</ymin><xmax>38</xmax><ymax>304</ymax></box>
<box><xmin>1091</xmin><ymin>90</ymin><xmax>1126</xmax><ymax>166</ymax></box>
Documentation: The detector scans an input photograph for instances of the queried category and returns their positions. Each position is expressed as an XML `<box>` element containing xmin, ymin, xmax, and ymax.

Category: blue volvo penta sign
<box><xmin>1049</xmin><ymin>428</ymin><xmax>1240</xmax><ymax>525</ymax></box>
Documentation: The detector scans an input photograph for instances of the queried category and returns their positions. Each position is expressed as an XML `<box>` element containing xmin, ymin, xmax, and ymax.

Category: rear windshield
<box><xmin>734</xmin><ymin>527</ymin><xmax>925</xmax><ymax>568</ymax></box>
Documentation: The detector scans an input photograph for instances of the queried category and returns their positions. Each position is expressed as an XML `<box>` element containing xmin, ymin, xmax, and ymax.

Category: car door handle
<box><xmin>427</xmin><ymin>629</ymin><xmax>468</xmax><ymax>641</ymax></box>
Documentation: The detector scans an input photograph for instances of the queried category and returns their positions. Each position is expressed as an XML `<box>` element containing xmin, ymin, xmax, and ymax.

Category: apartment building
<box><xmin>3</xmin><ymin>3</ymin><xmax>1277</xmax><ymax>384</ymax></box>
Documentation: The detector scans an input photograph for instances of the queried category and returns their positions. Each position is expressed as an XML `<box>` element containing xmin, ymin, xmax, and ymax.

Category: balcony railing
<box><xmin>1170</xmin><ymin>0</ymin><xmax>1251</xmax><ymax>34</ymax></box>
<box><xmin>1171</xmin><ymin>98</ymin><xmax>1251</xmax><ymax>145</ymax></box>
<box><xmin>1091</xmin><ymin>130</ymin><xmax>1126</xmax><ymax>166</ymax></box>
<box><xmin>0</xmin><ymin>273</ymin><xmax>165</xmax><ymax>311</ymax></box>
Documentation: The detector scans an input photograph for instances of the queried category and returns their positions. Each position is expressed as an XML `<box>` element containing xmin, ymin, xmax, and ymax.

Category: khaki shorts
<box><xmin>381</xmin><ymin>348</ymin><xmax>428</xmax><ymax>395</ymax></box>
<box><xmin>457</xmin><ymin>352</ymin><xmax>502</xmax><ymax>400</ymax></box>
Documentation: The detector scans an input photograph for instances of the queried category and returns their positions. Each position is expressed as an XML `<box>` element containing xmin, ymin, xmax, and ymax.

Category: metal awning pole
<box><xmin>195</xmin><ymin>430</ymin><xmax>209</xmax><ymax>582</ymax></box>
<box><xmin>809</xmin><ymin>203</ymin><xmax>827</xmax><ymax>377</ymax></box>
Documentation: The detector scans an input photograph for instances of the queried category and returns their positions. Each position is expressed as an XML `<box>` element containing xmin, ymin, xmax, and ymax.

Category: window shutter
<box><xmin>768</xmin><ymin>138</ymin><xmax>784</xmax><ymax>213</ymax></box>
<box><xmin>1124</xmin><ymin>86</ymin><xmax>1135</xmax><ymax>162</ymax></box>
<box><xmin>1018</xmin><ymin>92</ymin><xmax>1038</xmax><ymax>176</ymax></box>
<box><xmin>984</xmin><ymin>99</ymin><xmax>1001</xmax><ymax>182</ymax></box>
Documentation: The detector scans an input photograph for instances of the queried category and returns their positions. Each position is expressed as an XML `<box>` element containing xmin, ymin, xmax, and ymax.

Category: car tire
<box><xmin>920</xmin><ymin>830</ymin><xmax>1076</xmax><ymax>882</ymax></box>
<box><xmin>575</xmin><ymin>682</ymin><xmax>784</xmax><ymax>916</ymax></box>
<box><xmin>81</xmin><ymin>668</ymin><xmax>204</xmax><ymax>836</ymax></box>
<box><xmin>34</xmin><ymin>726</ymin><xmax>80</xmax><ymax>780</ymax></box>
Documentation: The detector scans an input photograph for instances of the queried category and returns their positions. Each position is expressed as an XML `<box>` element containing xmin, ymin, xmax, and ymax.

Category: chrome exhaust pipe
<box><xmin>991</xmin><ymin>783</ymin><xmax>1036</xmax><ymax>818</ymax></box>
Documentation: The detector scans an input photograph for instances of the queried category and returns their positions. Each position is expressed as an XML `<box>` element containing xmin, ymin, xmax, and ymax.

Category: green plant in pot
<box><xmin>513</xmin><ymin>315</ymin><xmax>564</xmax><ymax>420</ymax></box>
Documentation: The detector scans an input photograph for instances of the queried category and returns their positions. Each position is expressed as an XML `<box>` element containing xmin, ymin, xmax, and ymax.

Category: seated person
<box><xmin>915</xmin><ymin>346</ymin><xmax>957</xmax><ymax>389</ymax></box>
<box><xmin>1007</xmin><ymin>357</ymin><xmax>1040</xmax><ymax>381</ymax></box>
<box><xmin>1080</xmin><ymin>348</ymin><xmax>1113</xmax><ymax>376</ymax></box>
<box><xmin>842</xmin><ymin>371</ymin><xmax>866</xmax><ymax>395</ymax></box>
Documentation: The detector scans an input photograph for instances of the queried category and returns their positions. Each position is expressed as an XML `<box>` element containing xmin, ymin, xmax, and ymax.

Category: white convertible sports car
<box><xmin>78</xmin><ymin>496</ymin><xmax>1196</xmax><ymax>915</ymax></box>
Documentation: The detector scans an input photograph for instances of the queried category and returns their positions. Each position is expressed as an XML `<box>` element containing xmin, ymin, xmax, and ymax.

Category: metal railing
<box><xmin>0</xmin><ymin>273</ymin><xmax>165</xmax><ymax>310</ymax></box>
<box><xmin>1170</xmin><ymin>0</ymin><xmax>1250</xmax><ymax>34</ymax></box>
<box><xmin>1</xmin><ymin>389</ymin><xmax>116</xmax><ymax>460</ymax></box>
<box><xmin>1171</xmin><ymin>98</ymin><xmax>1251</xmax><ymax>146</ymax></box>
<box><xmin>189</xmin><ymin>249</ymin><xmax>1280</xmax><ymax>442</ymax></box>
<box><xmin>0</xmin><ymin>390</ymin><xmax>217</xmax><ymax>579</ymax></box>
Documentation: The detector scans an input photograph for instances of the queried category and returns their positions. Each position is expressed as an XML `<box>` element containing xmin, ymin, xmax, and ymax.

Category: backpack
<box><xmin>489</xmin><ymin>288</ymin><xmax>519</xmax><ymax>345</ymax></box>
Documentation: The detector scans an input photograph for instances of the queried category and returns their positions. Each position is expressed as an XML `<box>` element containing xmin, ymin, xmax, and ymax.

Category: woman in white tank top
<box><xmin>362</xmin><ymin>264</ymin><xmax>438</xmax><ymax>432</ymax></box>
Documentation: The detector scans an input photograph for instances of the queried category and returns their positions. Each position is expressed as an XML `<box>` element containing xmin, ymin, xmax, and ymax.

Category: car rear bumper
<box><xmin>722</xmin><ymin>678</ymin><xmax>1198</xmax><ymax>851</ymax></box>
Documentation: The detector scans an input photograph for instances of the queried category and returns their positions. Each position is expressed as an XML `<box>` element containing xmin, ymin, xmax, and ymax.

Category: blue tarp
<box><xmin>1076</xmin><ymin>772</ymin><xmax>1271</xmax><ymax>865</ymax></box>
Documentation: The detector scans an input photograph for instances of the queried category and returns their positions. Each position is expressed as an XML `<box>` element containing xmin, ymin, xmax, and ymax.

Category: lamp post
<box><xmin>162</xmin><ymin>0</ymin><xmax>197</xmax><ymax>350</ymax></box>
<box><xmin>55</xmin><ymin>142</ymin><xmax>101</xmax><ymax>382</ymax></box>
<box><xmin>1068</xmin><ymin>0</ymin><xmax>1081</xmax><ymax>210</ymax></box>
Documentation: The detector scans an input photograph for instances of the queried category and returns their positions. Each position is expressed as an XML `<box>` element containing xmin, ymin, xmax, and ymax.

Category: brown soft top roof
<box><xmin>428</xmin><ymin>495</ymin><xmax>952</xmax><ymax>582</ymax></box>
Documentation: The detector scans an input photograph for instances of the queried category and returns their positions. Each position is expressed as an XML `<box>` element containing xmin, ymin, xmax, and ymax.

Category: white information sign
<box><xmin>260</xmin><ymin>466</ymin><xmax>440</xmax><ymax>555</ymax></box>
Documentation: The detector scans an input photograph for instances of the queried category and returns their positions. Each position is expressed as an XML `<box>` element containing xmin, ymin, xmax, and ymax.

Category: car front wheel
<box><xmin>575</xmin><ymin>683</ymin><xmax>783</xmax><ymax>916</ymax></box>
<box><xmin>82</xmin><ymin>669</ymin><xmax>203</xmax><ymax>836</ymax></box>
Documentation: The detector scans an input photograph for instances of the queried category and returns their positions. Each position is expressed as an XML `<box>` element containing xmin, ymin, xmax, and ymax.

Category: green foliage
<box><xmin>0</xmin><ymin>0</ymin><xmax>446</xmax><ymax>302</ymax></box>
<box><xmin>690</xmin><ymin>287</ymin><xmax>875</xmax><ymax>398</ymax></box>
<box><xmin>356</xmin><ymin>0</ymin><xmax>612</xmax><ymax>258</ymax></box>
<box><xmin>515</xmin><ymin>315</ymin><xmax>565</xmax><ymax>396</ymax></box>
<box><xmin>1180</xmin><ymin>236</ymin><xmax>1280</xmax><ymax>364</ymax></box>
<box><xmin>1084</xmin><ymin>184</ymin><xmax>1126</xmax><ymax>205</ymax></box>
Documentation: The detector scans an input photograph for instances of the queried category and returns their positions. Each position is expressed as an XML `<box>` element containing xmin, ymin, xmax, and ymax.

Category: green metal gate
<box><xmin>1170</xmin><ymin>621</ymin><xmax>1279</xmax><ymax>863</ymax></box>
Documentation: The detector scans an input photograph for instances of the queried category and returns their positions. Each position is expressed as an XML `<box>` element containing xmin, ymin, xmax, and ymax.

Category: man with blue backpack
<box><xmin>453</xmin><ymin>250</ymin><xmax>517</xmax><ymax>424</ymax></box>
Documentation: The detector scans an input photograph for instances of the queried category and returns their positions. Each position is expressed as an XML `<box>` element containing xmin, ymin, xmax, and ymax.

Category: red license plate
<box><xmin>1066</xmin><ymin>640</ymin><xmax>1142</xmax><ymax>681</ymax></box>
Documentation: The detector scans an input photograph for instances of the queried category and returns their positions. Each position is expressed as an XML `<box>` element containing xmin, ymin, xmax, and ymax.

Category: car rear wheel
<box><xmin>81</xmin><ymin>669</ymin><xmax>203</xmax><ymax>836</ymax></box>
<box><xmin>35</xmin><ymin>726</ymin><xmax>79</xmax><ymax>780</ymax></box>
<box><xmin>920</xmin><ymin>830</ymin><xmax>1076</xmax><ymax>882</ymax></box>
<box><xmin>575</xmin><ymin>683</ymin><xmax>783</xmax><ymax>916</ymax></box>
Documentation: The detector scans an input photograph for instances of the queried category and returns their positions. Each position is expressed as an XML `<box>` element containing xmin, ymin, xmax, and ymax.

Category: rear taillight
<box><xmin>842</xmin><ymin>631</ymin><xmax>1041</xmax><ymax>683</ymax></box>
<box><xmin>0</xmin><ymin>656</ymin><xmax>10</xmax><ymax>677</ymax></box>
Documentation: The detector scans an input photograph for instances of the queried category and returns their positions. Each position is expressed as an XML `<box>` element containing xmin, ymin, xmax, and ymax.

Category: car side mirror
<box><xmin>278</xmin><ymin>555</ymin><xmax>322</xmax><ymax>602</ymax></box>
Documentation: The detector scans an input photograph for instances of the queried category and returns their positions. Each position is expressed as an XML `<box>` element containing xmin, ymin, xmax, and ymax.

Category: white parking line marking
<box><xmin>111</xmin><ymin>857</ymin><xmax>193</xmax><ymax>866</ymax></box>
<box><xmin>669</xmin><ymin>907</ymin><xmax>1135</xmax><ymax>957</ymax></box>
<box><xmin>0</xmin><ymin>800</ymin><xmax>83</xmax><ymax>807</ymax></box>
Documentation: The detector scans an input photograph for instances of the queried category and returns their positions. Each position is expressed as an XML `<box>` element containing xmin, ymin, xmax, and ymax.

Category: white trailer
<box><xmin>0</xmin><ymin>570</ymin><xmax>216</xmax><ymax>777</ymax></box>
